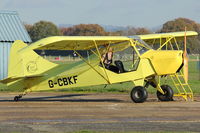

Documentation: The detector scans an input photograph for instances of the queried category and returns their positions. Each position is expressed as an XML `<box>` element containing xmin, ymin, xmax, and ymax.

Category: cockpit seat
<box><xmin>114</xmin><ymin>60</ymin><xmax>126</xmax><ymax>73</ymax></box>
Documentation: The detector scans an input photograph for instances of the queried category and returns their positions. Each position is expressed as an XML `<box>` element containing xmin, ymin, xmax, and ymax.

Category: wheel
<box><xmin>130</xmin><ymin>86</ymin><xmax>148</xmax><ymax>103</ymax></box>
<box><xmin>157</xmin><ymin>85</ymin><xmax>174</xmax><ymax>101</ymax></box>
<box><xmin>14</xmin><ymin>96</ymin><xmax>22</xmax><ymax>102</ymax></box>
<box><xmin>14</xmin><ymin>96</ymin><xmax>19</xmax><ymax>102</ymax></box>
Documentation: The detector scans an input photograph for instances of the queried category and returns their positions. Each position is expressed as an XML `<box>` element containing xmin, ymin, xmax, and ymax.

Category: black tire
<box><xmin>157</xmin><ymin>85</ymin><xmax>174</xmax><ymax>101</ymax></box>
<box><xmin>130</xmin><ymin>86</ymin><xmax>148</xmax><ymax>103</ymax></box>
<box><xmin>14</xmin><ymin>95</ymin><xmax>22</xmax><ymax>102</ymax></box>
<box><xmin>14</xmin><ymin>96</ymin><xmax>19</xmax><ymax>102</ymax></box>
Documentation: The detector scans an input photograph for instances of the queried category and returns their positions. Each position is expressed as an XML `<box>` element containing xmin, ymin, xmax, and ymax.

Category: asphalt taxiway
<box><xmin>0</xmin><ymin>92</ymin><xmax>200</xmax><ymax>132</ymax></box>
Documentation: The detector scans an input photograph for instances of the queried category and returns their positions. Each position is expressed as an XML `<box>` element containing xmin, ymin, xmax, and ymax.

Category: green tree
<box><xmin>159</xmin><ymin>18</ymin><xmax>200</xmax><ymax>53</ymax></box>
<box><xmin>24</xmin><ymin>23</ymin><xmax>33</xmax><ymax>35</ymax></box>
<box><xmin>111</xmin><ymin>26</ymin><xmax>152</xmax><ymax>36</ymax></box>
<box><xmin>29</xmin><ymin>21</ymin><xmax>60</xmax><ymax>42</ymax></box>
<box><xmin>135</xmin><ymin>27</ymin><xmax>152</xmax><ymax>35</ymax></box>
<box><xmin>160</xmin><ymin>18</ymin><xmax>200</xmax><ymax>32</ymax></box>
<box><xmin>61</xmin><ymin>24</ymin><xmax>108</xmax><ymax>36</ymax></box>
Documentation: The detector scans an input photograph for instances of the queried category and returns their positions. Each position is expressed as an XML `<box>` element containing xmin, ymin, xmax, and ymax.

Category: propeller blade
<box><xmin>183</xmin><ymin>55</ymin><xmax>189</xmax><ymax>83</ymax></box>
<box><xmin>183</xmin><ymin>27</ymin><xmax>189</xmax><ymax>83</ymax></box>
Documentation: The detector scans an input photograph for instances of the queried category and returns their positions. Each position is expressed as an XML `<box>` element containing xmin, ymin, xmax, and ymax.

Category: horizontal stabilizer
<box><xmin>0</xmin><ymin>74</ymin><xmax>45</xmax><ymax>84</ymax></box>
<box><xmin>0</xmin><ymin>77</ymin><xmax>22</xmax><ymax>84</ymax></box>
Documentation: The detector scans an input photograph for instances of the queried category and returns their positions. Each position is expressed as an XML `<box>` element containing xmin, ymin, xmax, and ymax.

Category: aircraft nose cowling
<box><xmin>143</xmin><ymin>50</ymin><xmax>183</xmax><ymax>75</ymax></box>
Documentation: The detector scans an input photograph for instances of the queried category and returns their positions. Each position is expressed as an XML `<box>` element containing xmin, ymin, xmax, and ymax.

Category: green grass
<box><xmin>37</xmin><ymin>81</ymin><xmax>133</xmax><ymax>94</ymax></box>
<box><xmin>188</xmin><ymin>61</ymin><xmax>200</xmax><ymax>93</ymax></box>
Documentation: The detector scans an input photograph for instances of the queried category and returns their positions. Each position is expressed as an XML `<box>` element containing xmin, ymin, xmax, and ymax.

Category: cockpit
<box><xmin>98</xmin><ymin>36</ymin><xmax>152</xmax><ymax>73</ymax></box>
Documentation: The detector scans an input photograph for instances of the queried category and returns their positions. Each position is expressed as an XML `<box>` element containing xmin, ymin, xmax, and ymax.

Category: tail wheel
<box><xmin>14</xmin><ymin>96</ymin><xmax>20</xmax><ymax>102</ymax></box>
<box><xmin>130</xmin><ymin>86</ymin><xmax>148</xmax><ymax>103</ymax></box>
<box><xmin>14</xmin><ymin>95</ymin><xmax>22</xmax><ymax>102</ymax></box>
<box><xmin>157</xmin><ymin>85</ymin><xmax>174</xmax><ymax>101</ymax></box>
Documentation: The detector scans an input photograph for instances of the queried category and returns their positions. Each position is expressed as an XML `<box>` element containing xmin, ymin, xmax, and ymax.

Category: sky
<box><xmin>0</xmin><ymin>0</ymin><xmax>200</xmax><ymax>28</ymax></box>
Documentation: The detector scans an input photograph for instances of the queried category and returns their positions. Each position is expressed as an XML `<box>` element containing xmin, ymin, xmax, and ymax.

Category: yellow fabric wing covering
<box><xmin>23</xmin><ymin>31</ymin><xmax>198</xmax><ymax>51</ymax></box>
<box><xmin>138</xmin><ymin>31</ymin><xmax>198</xmax><ymax>41</ymax></box>
<box><xmin>28</xmin><ymin>36</ymin><xmax>131</xmax><ymax>51</ymax></box>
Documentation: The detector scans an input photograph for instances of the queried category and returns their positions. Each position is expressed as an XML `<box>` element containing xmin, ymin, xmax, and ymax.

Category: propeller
<box><xmin>183</xmin><ymin>27</ymin><xmax>189</xmax><ymax>83</ymax></box>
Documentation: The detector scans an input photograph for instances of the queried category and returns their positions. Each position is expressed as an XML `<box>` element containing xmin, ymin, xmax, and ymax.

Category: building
<box><xmin>0</xmin><ymin>11</ymin><xmax>32</xmax><ymax>80</ymax></box>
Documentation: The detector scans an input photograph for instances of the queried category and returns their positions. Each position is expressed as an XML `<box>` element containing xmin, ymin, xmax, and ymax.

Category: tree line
<box><xmin>25</xmin><ymin>18</ymin><xmax>200</xmax><ymax>53</ymax></box>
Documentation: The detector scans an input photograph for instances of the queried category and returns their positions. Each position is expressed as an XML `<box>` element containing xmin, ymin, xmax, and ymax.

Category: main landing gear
<box><xmin>130</xmin><ymin>84</ymin><xmax>174</xmax><ymax>103</ymax></box>
<box><xmin>130</xmin><ymin>86</ymin><xmax>148</xmax><ymax>103</ymax></box>
<box><xmin>157</xmin><ymin>85</ymin><xmax>174</xmax><ymax>101</ymax></box>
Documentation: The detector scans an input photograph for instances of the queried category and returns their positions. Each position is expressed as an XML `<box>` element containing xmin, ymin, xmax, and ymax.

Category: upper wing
<box><xmin>138</xmin><ymin>31</ymin><xmax>198</xmax><ymax>40</ymax></box>
<box><xmin>21</xmin><ymin>31</ymin><xmax>198</xmax><ymax>51</ymax></box>
<box><xmin>24</xmin><ymin>36</ymin><xmax>131</xmax><ymax>51</ymax></box>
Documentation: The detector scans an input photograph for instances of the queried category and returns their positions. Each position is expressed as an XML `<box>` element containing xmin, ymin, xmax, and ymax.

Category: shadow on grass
<box><xmin>0</xmin><ymin>93</ymin><xmax>124</xmax><ymax>103</ymax></box>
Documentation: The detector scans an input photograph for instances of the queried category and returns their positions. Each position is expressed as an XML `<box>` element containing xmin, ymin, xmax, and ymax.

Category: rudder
<box><xmin>8</xmin><ymin>40</ymin><xmax>28</xmax><ymax>78</ymax></box>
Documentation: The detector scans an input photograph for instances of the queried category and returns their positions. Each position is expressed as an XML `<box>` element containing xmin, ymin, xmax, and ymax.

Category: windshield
<box><xmin>135</xmin><ymin>38</ymin><xmax>152</xmax><ymax>55</ymax></box>
<box><xmin>128</xmin><ymin>36</ymin><xmax>152</xmax><ymax>55</ymax></box>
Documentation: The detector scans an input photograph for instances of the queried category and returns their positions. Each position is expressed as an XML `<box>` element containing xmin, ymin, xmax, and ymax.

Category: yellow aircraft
<box><xmin>0</xmin><ymin>31</ymin><xmax>198</xmax><ymax>102</ymax></box>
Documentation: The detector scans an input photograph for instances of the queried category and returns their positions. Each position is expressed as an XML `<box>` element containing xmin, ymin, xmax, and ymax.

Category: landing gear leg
<box><xmin>157</xmin><ymin>85</ymin><xmax>174</xmax><ymax>101</ymax></box>
<box><xmin>14</xmin><ymin>89</ymin><xmax>30</xmax><ymax>102</ymax></box>
<box><xmin>131</xmin><ymin>79</ymin><xmax>148</xmax><ymax>103</ymax></box>
<box><xmin>146</xmin><ymin>77</ymin><xmax>174</xmax><ymax>101</ymax></box>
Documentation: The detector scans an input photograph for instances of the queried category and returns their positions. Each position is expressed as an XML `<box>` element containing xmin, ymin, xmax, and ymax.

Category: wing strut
<box><xmin>157</xmin><ymin>36</ymin><xmax>174</xmax><ymax>50</ymax></box>
<box><xmin>93</xmin><ymin>40</ymin><xmax>110</xmax><ymax>84</ymax></box>
<box><xmin>73</xmin><ymin>47</ymin><xmax>110</xmax><ymax>84</ymax></box>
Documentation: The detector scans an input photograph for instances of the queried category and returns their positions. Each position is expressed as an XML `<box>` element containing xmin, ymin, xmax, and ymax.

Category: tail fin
<box><xmin>8</xmin><ymin>40</ymin><xmax>28</xmax><ymax>77</ymax></box>
<box><xmin>8</xmin><ymin>40</ymin><xmax>57</xmax><ymax>78</ymax></box>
